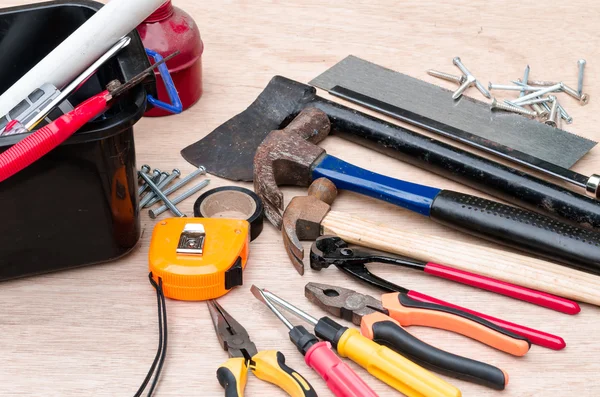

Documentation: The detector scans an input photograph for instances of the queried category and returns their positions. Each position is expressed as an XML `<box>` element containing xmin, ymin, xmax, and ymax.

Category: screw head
<box><xmin>140</xmin><ymin>164</ymin><xmax>151</xmax><ymax>173</ymax></box>
<box><xmin>172</xmin><ymin>168</ymin><xmax>181</xmax><ymax>176</ymax></box>
<box><xmin>453</xmin><ymin>56</ymin><xmax>461</xmax><ymax>65</ymax></box>
<box><xmin>580</xmin><ymin>93</ymin><xmax>590</xmax><ymax>105</ymax></box>
<box><xmin>152</xmin><ymin>169</ymin><xmax>161</xmax><ymax>177</ymax></box>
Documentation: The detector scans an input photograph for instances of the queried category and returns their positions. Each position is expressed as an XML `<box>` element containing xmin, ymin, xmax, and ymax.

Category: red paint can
<box><xmin>137</xmin><ymin>1</ymin><xmax>204</xmax><ymax>117</ymax></box>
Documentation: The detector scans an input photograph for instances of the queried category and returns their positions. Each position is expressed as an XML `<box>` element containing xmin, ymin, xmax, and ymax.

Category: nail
<box><xmin>512</xmin><ymin>83</ymin><xmax>563</xmax><ymax>104</ymax></box>
<box><xmin>453</xmin><ymin>57</ymin><xmax>491</xmax><ymax>98</ymax></box>
<box><xmin>452</xmin><ymin>74</ymin><xmax>476</xmax><ymax>99</ymax></box>
<box><xmin>577</xmin><ymin>59</ymin><xmax>586</xmax><ymax>96</ymax></box>
<box><xmin>427</xmin><ymin>69</ymin><xmax>466</xmax><ymax>84</ymax></box>
<box><xmin>520</xmin><ymin>65</ymin><xmax>530</xmax><ymax>97</ymax></box>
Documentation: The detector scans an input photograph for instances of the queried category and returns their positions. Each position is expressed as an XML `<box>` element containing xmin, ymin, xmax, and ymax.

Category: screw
<box><xmin>562</xmin><ymin>83</ymin><xmax>589</xmax><ymax>105</ymax></box>
<box><xmin>489</xmin><ymin>83</ymin><xmax>544</xmax><ymax>91</ymax></box>
<box><xmin>511</xmin><ymin>83</ymin><xmax>563</xmax><ymax>104</ymax></box>
<box><xmin>453</xmin><ymin>57</ymin><xmax>491</xmax><ymax>98</ymax></box>
<box><xmin>138</xmin><ymin>169</ymin><xmax>161</xmax><ymax>196</ymax></box>
<box><xmin>452</xmin><ymin>74</ymin><xmax>476</xmax><ymax>99</ymax></box>
<box><xmin>577</xmin><ymin>59</ymin><xmax>586</xmax><ymax>96</ymax></box>
<box><xmin>531</xmin><ymin>103</ymin><xmax>549</xmax><ymax>119</ymax></box>
<box><xmin>545</xmin><ymin>96</ymin><xmax>558</xmax><ymax>127</ymax></box>
<box><xmin>149</xmin><ymin>179</ymin><xmax>211</xmax><ymax>219</ymax></box>
<box><xmin>145</xmin><ymin>166</ymin><xmax>207</xmax><ymax>208</ymax></box>
<box><xmin>139</xmin><ymin>171</ymin><xmax>185</xmax><ymax>217</ymax></box>
<box><xmin>427</xmin><ymin>69</ymin><xmax>466</xmax><ymax>85</ymax></box>
<box><xmin>139</xmin><ymin>169</ymin><xmax>181</xmax><ymax>208</ymax></box>
<box><xmin>520</xmin><ymin>65</ymin><xmax>530</xmax><ymax>97</ymax></box>
<box><xmin>503</xmin><ymin>99</ymin><xmax>529</xmax><ymax>110</ymax></box>
<box><xmin>491</xmin><ymin>98</ymin><xmax>537</xmax><ymax>117</ymax></box>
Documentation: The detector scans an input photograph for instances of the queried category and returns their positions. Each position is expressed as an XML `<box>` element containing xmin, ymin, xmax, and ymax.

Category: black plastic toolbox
<box><xmin>0</xmin><ymin>0</ymin><xmax>155</xmax><ymax>280</ymax></box>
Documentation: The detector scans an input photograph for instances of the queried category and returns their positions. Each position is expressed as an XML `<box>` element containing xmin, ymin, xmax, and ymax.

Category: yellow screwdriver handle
<box><xmin>251</xmin><ymin>350</ymin><xmax>318</xmax><ymax>397</ymax></box>
<box><xmin>217</xmin><ymin>357</ymin><xmax>248</xmax><ymax>397</ymax></box>
<box><xmin>336</xmin><ymin>328</ymin><xmax>462</xmax><ymax>397</ymax></box>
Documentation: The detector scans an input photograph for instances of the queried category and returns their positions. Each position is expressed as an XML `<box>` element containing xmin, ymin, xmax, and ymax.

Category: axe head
<box><xmin>181</xmin><ymin>76</ymin><xmax>319</xmax><ymax>181</ymax></box>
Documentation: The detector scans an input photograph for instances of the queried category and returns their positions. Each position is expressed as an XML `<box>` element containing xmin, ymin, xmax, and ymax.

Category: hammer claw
<box><xmin>283</xmin><ymin>230</ymin><xmax>305</xmax><ymax>275</ymax></box>
<box><xmin>253</xmin><ymin>108</ymin><xmax>331</xmax><ymax>229</ymax></box>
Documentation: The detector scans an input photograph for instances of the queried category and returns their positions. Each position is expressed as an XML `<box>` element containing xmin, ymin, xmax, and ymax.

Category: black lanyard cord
<box><xmin>134</xmin><ymin>273</ymin><xmax>168</xmax><ymax>397</ymax></box>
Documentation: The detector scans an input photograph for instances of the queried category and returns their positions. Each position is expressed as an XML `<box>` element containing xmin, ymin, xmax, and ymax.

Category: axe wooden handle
<box><xmin>321</xmin><ymin>210</ymin><xmax>600</xmax><ymax>306</ymax></box>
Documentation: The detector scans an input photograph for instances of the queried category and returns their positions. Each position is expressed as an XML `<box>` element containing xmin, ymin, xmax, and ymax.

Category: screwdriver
<box><xmin>251</xmin><ymin>285</ymin><xmax>379</xmax><ymax>397</ymax></box>
<box><xmin>259</xmin><ymin>288</ymin><xmax>462</xmax><ymax>397</ymax></box>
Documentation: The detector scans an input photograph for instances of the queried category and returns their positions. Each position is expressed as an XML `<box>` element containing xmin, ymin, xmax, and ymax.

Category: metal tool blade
<box><xmin>310</xmin><ymin>55</ymin><xmax>596</xmax><ymax>170</ymax></box>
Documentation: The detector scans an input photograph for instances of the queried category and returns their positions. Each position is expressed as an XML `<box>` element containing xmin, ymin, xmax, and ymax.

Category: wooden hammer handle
<box><xmin>322</xmin><ymin>210</ymin><xmax>600</xmax><ymax>306</ymax></box>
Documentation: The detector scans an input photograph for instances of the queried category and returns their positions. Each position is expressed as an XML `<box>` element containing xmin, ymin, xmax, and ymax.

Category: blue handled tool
<box><xmin>145</xmin><ymin>49</ymin><xmax>183</xmax><ymax>114</ymax></box>
<box><xmin>254</xmin><ymin>107</ymin><xmax>600</xmax><ymax>275</ymax></box>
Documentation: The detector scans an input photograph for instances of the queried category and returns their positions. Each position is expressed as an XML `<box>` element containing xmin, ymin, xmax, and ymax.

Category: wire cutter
<box><xmin>310</xmin><ymin>235</ymin><xmax>566</xmax><ymax>351</ymax></box>
<box><xmin>305</xmin><ymin>283</ymin><xmax>512</xmax><ymax>390</ymax></box>
<box><xmin>208</xmin><ymin>300</ymin><xmax>317</xmax><ymax>397</ymax></box>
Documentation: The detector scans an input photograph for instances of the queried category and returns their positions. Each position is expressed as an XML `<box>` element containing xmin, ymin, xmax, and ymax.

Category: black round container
<box><xmin>0</xmin><ymin>1</ymin><xmax>156</xmax><ymax>280</ymax></box>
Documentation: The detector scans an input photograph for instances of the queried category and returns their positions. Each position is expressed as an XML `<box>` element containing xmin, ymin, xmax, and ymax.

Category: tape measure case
<box><xmin>149</xmin><ymin>218</ymin><xmax>250</xmax><ymax>301</ymax></box>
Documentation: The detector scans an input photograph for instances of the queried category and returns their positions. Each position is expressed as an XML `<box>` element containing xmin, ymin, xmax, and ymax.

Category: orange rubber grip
<box><xmin>381</xmin><ymin>293</ymin><xmax>530</xmax><ymax>357</ymax></box>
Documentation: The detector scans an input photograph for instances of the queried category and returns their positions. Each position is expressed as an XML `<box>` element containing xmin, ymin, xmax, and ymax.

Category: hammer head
<box><xmin>281</xmin><ymin>178</ymin><xmax>338</xmax><ymax>275</ymax></box>
<box><xmin>254</xmin><ymin>108</ymin><xmax>331</xmax><ymax>228</ymax></box>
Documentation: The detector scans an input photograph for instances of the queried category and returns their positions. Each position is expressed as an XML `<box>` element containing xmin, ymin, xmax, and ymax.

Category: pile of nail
<box><xmin>138</xmin><ymin>165</ymin><xmax>210</xmax><ymax>218</ymax></box>
<box><xmin>428</xmin><ymin>57</ymin><xmax>588</xmax><ymax>128</ymax></box>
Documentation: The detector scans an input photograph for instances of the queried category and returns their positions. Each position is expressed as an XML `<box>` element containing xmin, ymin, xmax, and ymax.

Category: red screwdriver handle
<box><xmin>407</xmin><ymin>290</ymin><xmax>566</xmax><ymax>350</ymax></box>
<box><xmin>304</xmin><ymin>341</ymin><xmax>378</xmax><ymax>397</ymax></box>
<box><xmin>0</xmin><ymin>92</ymin><xmax>108</xmax><ymax>183</ymax></box>
<box><xmin>424</xmin><ymin>262</ymin><xmax>580</xmax><ymax>315</ymax></box>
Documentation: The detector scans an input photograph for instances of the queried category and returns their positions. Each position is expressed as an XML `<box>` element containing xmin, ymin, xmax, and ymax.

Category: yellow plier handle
<box><xmin>252</xmin><ymin>350</ymin><xmax>317</xmax><ymax>397</ymax></box>
<box><xmin>217</xmin><ymin>357</ymin><xmax>248</xmax><ymax>397</ymax></box>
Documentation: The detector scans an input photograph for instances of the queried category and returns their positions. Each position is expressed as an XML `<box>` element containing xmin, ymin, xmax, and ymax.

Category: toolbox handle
<box><xmin>145</xmin><ymin>49</ymin><xmax>183</xmax><ymax>114</ymax></box>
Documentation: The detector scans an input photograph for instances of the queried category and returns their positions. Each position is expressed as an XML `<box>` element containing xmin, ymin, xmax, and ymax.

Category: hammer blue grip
<box><xmin>312</xmin><ymin>155</ymin><xmax>441</xmax><ymax>216</ymax></box>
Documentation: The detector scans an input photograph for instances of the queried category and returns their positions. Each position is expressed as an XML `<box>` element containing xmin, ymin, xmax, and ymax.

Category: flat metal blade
<box><xmin>310</xmin><ymin>55</ymin><xmax>596</xmax><ymax>170</ymax></box>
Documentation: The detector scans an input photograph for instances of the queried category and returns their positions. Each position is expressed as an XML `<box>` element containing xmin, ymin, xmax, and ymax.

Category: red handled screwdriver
<box><xmin>251</xmin><ymin>285</ymin><xmax>379</xmax><ymax>397</ymax></box>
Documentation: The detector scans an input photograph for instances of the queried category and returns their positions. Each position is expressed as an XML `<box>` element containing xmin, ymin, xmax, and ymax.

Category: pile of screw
<box><xmin>428</xmin><ymin>57</ymin><xmax>588</xmax><ymax>128</ymax></box>
<box><xmin>138</xmin><ymin>165</ymin><xmax>210</xmax><ymax>219</ymax></box>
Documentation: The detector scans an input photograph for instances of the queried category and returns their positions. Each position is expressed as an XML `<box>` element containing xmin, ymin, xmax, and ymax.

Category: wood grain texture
<box><xmin>322</xmin><ymin>210</ymin><xmax>600</xmax><ymax>305</ymax></box>
<box><xmin>0</xmin><ymin>0</ymin><xmax>600</xmax><ymax>396</ymax></box>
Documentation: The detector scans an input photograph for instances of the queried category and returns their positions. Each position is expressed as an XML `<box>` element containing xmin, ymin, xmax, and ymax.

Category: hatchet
<box><xmin>181</xmin><ymin>76</ymin><xmax>600</xmax><ymax>234</ymax></box>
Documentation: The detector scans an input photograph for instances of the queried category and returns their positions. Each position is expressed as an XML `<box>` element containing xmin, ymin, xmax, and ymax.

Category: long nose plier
<box><xmin>208</xmin><ymin>300</ymin><xmax>318</xmax><ymax>397</ymax></box>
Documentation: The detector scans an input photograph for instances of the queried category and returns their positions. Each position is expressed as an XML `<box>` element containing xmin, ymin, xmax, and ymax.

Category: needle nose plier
<box><xmin>310</xmin><ymin>235</ymin><xmax>567</xmax><ymax>351</ymax></box>
<box><xmin>208</xmin><ymin>300</ymin><xmax>317</xmax><ymax>397</ymax></box>
<box><xmin>305</xmin><ymin>282</ymin><xmax>511</xmax><ymax>390</ymax></box>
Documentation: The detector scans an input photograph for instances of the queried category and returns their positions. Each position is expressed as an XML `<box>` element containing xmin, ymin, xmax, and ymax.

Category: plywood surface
<box><xmin>0</xmin><ymin>1</ymin><xmax>599</xmax><ymax>396</ymax></box>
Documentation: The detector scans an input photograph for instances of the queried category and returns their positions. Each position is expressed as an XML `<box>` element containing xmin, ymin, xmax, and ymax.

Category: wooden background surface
<box><xmin>1</xmin><ymin>0</ymin><xmax>599</xmax><ymax>396</ymax></box>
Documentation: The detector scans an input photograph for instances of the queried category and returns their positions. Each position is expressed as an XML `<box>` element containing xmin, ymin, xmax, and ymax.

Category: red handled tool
<box><xmin>305</xmin><ymin>283</ymin><xmax>511</xmax><ymax>390</ymax></box>
<box><xmin>310</xmin><ymin>236</ymin><xmax>579</xmax><ymax>315</ymax></box>
<box><xmin>310</xmin><ymin>236</ymin><xmax>568</xmax><ymax>350</ymax></box>
<box><xmin>0</xmin><ymin>52</ymin><xmax>178</xmax><ymax>183</ymax></box>
<box><xmin>250</xmin><ymin>285</ymin><xmax>378</xmax><ymax>397</ymax></box>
